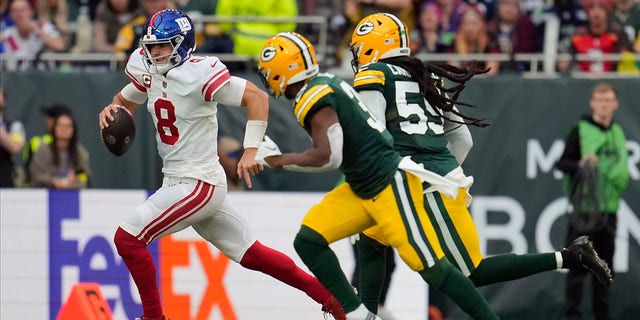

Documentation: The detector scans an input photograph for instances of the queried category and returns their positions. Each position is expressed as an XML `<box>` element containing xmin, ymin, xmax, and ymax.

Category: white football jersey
<box><xmin>125</xmin><ymin>49</ymin><xmax>232</xmax><ymax>186</ymax></box>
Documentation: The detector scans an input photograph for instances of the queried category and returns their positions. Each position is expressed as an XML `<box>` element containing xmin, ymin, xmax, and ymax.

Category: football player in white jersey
<box><xmin>97</xmin><ymin>9</ymin><xmax>344</xmax><ymax>320</ymax></box>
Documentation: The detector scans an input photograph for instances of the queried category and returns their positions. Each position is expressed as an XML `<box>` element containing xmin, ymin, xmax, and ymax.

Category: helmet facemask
<box><xmin>258</xmin><ymin>67</ymin><xmax>286</xmax><ymax>99</ymax></box>
<box><xmin>141</xmin><ymin>34</ymin><xmax>186</xmax><ymax>74</ymax></box>
<box><xmin>349</xmin><ymin>41</ymin><xmax>380</xmax><ymax>73</ymax></box>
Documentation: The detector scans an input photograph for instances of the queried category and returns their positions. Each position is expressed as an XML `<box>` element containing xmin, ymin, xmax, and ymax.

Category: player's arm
<box><xmin>353</xmin><ymin>67</ymin><xmax>386</xmax><ymax>123</ymax></box>
<box><xmin>213</xmin><ymin>76</ymin><xmax>269</xmax><ymax>188</ymax></box>
<box><xmin>98</xmin><ymin>83</ymin><xmax>144</xmax><ymax>129</ymax></box>
<box><xmin>357</xmin><ymin>90</ymin><xmax>386</xmax><ymax>125</ymax></box>
<box><xmin>236</xmin><ymin>80</ymin><xmax>269</xmax><ymax>188</ymax></box>
<box><xmin>264</xmin><ymin>106</ymin><xmax>343</xmax><ymax>172</ymax></box>
<box><xmin>443</xmin><ymin>107</ymin><xmax>473</xmax><ymax>164</ymax></box>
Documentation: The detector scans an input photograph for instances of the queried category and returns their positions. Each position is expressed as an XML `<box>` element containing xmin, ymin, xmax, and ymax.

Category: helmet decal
<box><xmin>356</xmin><ymin>22</ymin><xmax>375</xmax><ymax>36</ymax></box>
<box><xmin>175</xmin><ymin>17</ymin><xmax>192</xmax><ymax>32</ymax></box>
<box><xmin>260</xmin><ymin>46</ymin><xmax>277</xmax><ymax>62</ymax></box>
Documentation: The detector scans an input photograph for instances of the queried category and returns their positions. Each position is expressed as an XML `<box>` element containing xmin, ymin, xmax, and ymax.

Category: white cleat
<box><xmin>377</xmin><ymin>305</ymin><xmax>396</xmax><ymax>320</ymax></box>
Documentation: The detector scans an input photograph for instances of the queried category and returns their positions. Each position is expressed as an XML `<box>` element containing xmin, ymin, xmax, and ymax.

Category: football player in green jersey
<box><xmin>348</xmin><ymin>12</ymin><xmax>614</xmax><ymax>314</ymax></box>
<box><xmin>257</xmin><ymin>31</ymin><xmax>500</xmax><ymax>320</ymax></box>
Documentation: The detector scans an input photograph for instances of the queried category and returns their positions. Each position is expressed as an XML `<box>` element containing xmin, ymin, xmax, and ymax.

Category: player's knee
<box><xmin>293</xmin><ymin>226</ymin><xmax>327</xmax><ymax>259</ymax></box>
<box><xmin>420</xmin><ymin>257</ymin><xmax>452</xmax><ymax>287</ymax></box>
<box><xmin>359</xmin><ymin>233</ymin><xmax>388</xmax><ymax>251</ymax></box>
<box><xmin>114</xmin><ymin>227</ymin><xmax>145</xmax><ymax>257</ymax></box>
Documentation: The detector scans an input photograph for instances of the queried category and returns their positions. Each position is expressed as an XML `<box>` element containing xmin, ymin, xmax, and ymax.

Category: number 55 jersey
<box><xmin>354</xmin><ymin>62</ymin><xmax>462</xmax><ymax>178</ymax></box>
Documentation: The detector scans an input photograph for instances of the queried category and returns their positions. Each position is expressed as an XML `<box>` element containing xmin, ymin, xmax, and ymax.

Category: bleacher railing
<box><xmin>1</xmin><ymin>14</ymin><xmax>638</xmax><ymax>78</ymax></box>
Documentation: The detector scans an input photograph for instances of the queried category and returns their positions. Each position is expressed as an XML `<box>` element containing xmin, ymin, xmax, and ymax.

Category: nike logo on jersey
<box><xmin>211</xmin><ymin>61</ymin><xmax>218</xmax><ymax>68</ymax></box>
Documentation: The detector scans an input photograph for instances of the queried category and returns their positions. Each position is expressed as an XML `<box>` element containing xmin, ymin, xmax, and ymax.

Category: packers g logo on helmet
<box><xmin>355</xmin><ymin>22</ymin><xmax>375</xmax><ymax>36</ymax></box>
<box><xmin>261</xmin><ymin>46</ymin><xmax>277</xmax><ymax>62</ymax></box>
<box><xmin>350</xmin><ymin>13</ymin><xmax>411</xmax><ymax>72</ymax></box>
<box><xmin>258</xmin><ymin>32</ymin><xmax>319</xmax><ymax>98</ymax></box>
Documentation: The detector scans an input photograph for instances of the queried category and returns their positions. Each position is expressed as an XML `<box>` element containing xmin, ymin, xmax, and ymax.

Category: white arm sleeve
<box><xmin>120</xmin><ymin>83</ymin><xmax>148</xmax><ymax>105</ymax></box>
<box><xmin>212</xmin><ymin>76</ymin><xmax>247</xmax><ymax>106</ymax></box>
<box><xmin>443</xmin><ymin>108</ymin><xmax>473</xmax><ymax>164</ymax></box>
<box><xmin>358</xmin><ymin>90</ymin><xmax>386</xmax><ymax>124</ymax></box>
<box><xmin>282</xmin><ymin>123</ymin><xmax>343</xmax><ymax>173</ymax></box>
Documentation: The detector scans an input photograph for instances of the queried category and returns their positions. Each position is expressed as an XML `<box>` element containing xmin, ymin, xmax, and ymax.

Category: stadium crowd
<box><xmin>1</xmin><ymin>0</ymin><xmax>639</xmax><ymax>73</ymax></box>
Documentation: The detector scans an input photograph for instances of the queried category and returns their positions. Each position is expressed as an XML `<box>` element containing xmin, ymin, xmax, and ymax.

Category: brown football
<box><xmin>100</xmin><ymin>106</ymin><xmax>136</xmax><ymax>156</ymax></box>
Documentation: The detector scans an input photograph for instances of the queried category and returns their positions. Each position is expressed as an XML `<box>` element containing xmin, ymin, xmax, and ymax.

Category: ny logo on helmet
<box><xmin>356</xmin><ymin>22</ymin><xmax>374</xmax><ymax>36</ymax></box>
<box><xmin>261</xmin><ymin>46</ymin><xmax>277</xmax><ymax>62</ymax></box>
<box><xmin>176</xmin><ymin>17</ymin><xmax>192</xmax><ymax>32</ymax></box>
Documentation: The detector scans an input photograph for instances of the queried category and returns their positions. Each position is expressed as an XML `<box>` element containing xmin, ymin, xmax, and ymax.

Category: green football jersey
<box><xmin>292</xmin><ymin>73</ymin><xmax>402</xmax><ymax>199</ymax></box>
<box><xmin>354</xmin><ymin>62</ymin><xmax>459</xmax><ymax>176</ymax></box>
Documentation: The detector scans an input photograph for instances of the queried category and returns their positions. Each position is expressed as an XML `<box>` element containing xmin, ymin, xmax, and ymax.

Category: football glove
<box><xmin>255</xmin><ymin>135</ymin><xmax>282</xmax><ymax>167</ymax></box>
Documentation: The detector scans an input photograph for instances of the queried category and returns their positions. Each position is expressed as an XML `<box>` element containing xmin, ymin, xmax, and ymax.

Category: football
<box><xmin>100</xmin><ymin>106</ymin><xmax>136</xmax><ymax>156</ymax></box>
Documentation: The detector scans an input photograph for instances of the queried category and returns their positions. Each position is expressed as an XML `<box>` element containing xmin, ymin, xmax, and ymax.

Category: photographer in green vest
<box><xmin>555</xmin><ymin>82</ymin><xmax>630</xmax><ymax>320</ymax></box>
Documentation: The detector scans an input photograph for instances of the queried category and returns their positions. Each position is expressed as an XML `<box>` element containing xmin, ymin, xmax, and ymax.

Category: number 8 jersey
<box><xmin>123</xmin><ymin>49</ymin><xmax>232</xmax><ymax>186</ymax></box>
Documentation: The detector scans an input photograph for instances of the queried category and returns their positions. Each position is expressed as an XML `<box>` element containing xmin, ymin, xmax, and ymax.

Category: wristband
<box><xmin>243</xmin><ymin>120</ymin><xmax>267</xmax><ymax>148</ymax></box>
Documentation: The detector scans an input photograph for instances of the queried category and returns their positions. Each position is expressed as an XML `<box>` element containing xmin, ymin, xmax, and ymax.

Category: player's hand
<box><xmin>237</xmin><ymin>148</ymin><xmax>263</xmax><ymax>189</ymax></box>
<box><xmin>98</xmin><ymin>104</ymin><xmax>128</xmax><ymax>129</ymax></box>
<box><xmin>255</xmin><ymin>135</ymin><xmax>282</xmax><ymax>168</ymax></box>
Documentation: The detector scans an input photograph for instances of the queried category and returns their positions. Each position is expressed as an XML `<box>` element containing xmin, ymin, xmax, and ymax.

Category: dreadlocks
<box><xmin>382</xmin><ymin>56</ymin><xmax>490</xmax><ymax>127</ymax></box>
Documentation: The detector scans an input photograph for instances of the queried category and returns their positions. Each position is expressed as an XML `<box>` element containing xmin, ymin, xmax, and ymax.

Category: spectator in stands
<box><xmin>92</xmin><ymin>0</ymin><xmax>139</xmax><ymax>53</ymax></box>
<box><xmin>464</xmin><ymin>0</ymin><xmax>495</xmax><ymax>20</ymax></box>
<box><xmin>543</xmin><ymin>0</ymin><xmax>589</xmax><ymax>57</ymax></box>
<box><xmin>562</xmin><ymin>0</ymin><xmax>631</xmax><ymax>72</ymax></box>
<box><xmin>1</xmin><ymin>0</ymin><xmax>66</xmax><ymax>70</ymax></box>
<box><xmin>113</xmin><ymin>0</ymin><xmax>170</xmax><ymax>58</ymax></box>
<box><xmin>36</xmin><ymin>0</ymin><xmax>69</xmax><ymax>44</ymax></box>
<box><xmin>346</xmin><ymin>0</ymin><xmax>415</xmax><ymax>29</ymax></box>
<box><xmin>452</xmin><ymin>6</ymin><xmax>499</xmax><ymax>74</ymax></box>
<box><xmin>414</xmin><ymin>1</ymin><xmax>452</xmax><ymax>53</ymax></box>
<box><xmin>1</xmin><ymin>0</ymin><xmax>14</xmax><ymax>32</ymax></box>
<box><xmin>335</xmin><ymin>0</ymin><xmax>413</xmax><ymax>65</ymax></box>
<box><xmin>487</xmin><ymin>0</ymin><xmax>539</xmax><ymax>73</ymax></box>
<box><xmin>29</xmin><ymin>112</ymin><xmax>90</xmax><ymax>189</ymax></box>
<box><xmin>422</xmin><ymin>0</ymin><xmax>469</xmax><ymax>51</ymax></box>
<box><xmin>520</xmin><ymin>0</ymin><xmax>548</xmax><ymax>32</ymax></box>
<box><xmin>23</xmin><ymin>104</ymin><xmax>72</xmax><ymax>185</ymax></box>
<box><xmin>212</xmin><ymin>0</ymin><xmax>298</xmax><ymax>61</ymax></box>
<box><xmin>609</xmin><ymin>0</ymin><xmax>640</xmax><ymax>41</ymax></box>
<box><xmin>0</xmin><ymin>86</ymin><xmax>26</xmax><ymax>188</ymax></box>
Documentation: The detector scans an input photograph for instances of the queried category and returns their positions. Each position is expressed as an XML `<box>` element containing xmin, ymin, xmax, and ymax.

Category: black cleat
<box><xmin>565</xmin><ymin>236</ymin><xmax>613</xmax><ymax>286</ymax></box>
